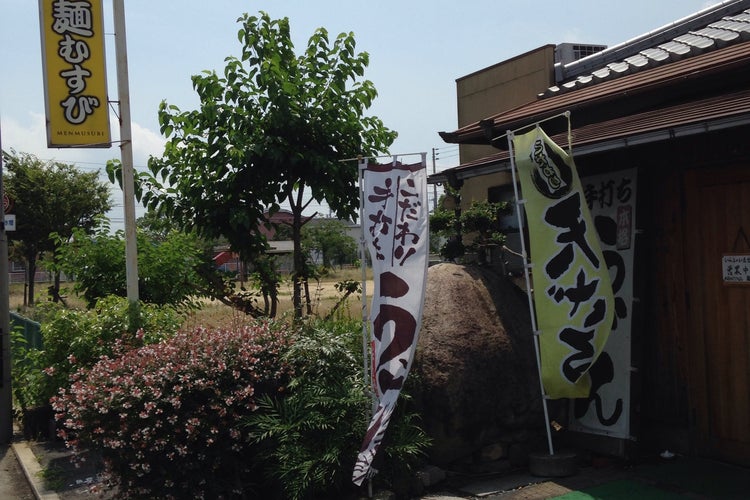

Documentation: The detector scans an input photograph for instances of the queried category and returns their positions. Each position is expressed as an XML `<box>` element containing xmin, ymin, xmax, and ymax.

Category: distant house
<box><xmin>215</xmin><ymin>240</ymin><xmax>297</xmax><ymax>275</ymax></box>
<box><xmin>212</xmin><ymin>210</ymin><xmax>301</xmax><ymax>276</ymax></box>
<box><xmin>212</xmin><ymin>210</ymin><xmax>360</xmax><ymax>275</ymax></box>
<box><xmin>432</xmin><ymin>1</ymin><xmax>750</xmax><ymax>466</ymax></box>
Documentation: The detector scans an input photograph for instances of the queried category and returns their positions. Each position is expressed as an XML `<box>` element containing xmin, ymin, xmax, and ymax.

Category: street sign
<box><xmin>2</xmin><ymin>194</ymin><xmax>12</xmax><ymax>214</ymax></box>
<box><xmin>4</xmin><ymin>214</ymin><xmax>15</xmax><ymax>231</ymax></box>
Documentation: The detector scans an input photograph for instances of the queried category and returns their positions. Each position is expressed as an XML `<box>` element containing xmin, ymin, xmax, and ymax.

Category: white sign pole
<box><xmin>113</xmin><ymin>0</ymin><xmax>139</xmax><ymax>304</ymax></box>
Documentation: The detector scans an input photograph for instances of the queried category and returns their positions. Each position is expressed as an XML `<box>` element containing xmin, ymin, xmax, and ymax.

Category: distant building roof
<box><xmin>258</xmin><ymin>209</ymin><xmax>313</xmax><ymax>239</ymax></box>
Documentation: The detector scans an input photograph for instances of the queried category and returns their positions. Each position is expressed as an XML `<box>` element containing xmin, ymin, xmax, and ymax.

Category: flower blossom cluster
<box><xmin>52</xmin><ymin>322</ymin><xmax>294</xmax><ymax>499</ymax></box>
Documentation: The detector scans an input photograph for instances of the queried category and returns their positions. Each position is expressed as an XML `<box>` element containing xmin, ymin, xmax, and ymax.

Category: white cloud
<box><xmin>1</xmin><ymin>111</ymin><xmax>165</xmax><ymax>171</ymax></box>
<box><xmin>0</xmin><ymin>112</ymin><xmax>159</xmax><ymax>232</ymax></box>
<box><xmin>130</xmin><ymin>121</ymin><xmax>166</xmax><ymax>169</ymax></box>
<box><xmin>0</xmin><ymin>112</ymin><xmax>49</xmax><ymax>158</ymax></box>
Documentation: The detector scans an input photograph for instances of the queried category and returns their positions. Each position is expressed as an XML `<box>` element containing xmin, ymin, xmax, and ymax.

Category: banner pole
<box><xmin>507</xmin><ymin>129</ymin><xmax>555</xmax><ymax>457</ymax></box>
<box><xmin>358</xmin><ymin>159</ymin><xmax>373</xmax><ymax>409</ymax></box>
<box><xmin>358</xmin><ymin>158</ymin><xmax>374</xmax><ymax>497</ymax></box>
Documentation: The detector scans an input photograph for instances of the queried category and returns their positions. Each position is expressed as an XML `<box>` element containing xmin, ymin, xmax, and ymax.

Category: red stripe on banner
<box><xmin>364</xmin><ymin>161</ymin><xmax>425</xmax><ymax>173</ymax></box>
<box><xmin>352</xmin><ymin>401</ymin><xmax>395</xmax><ymax>486</ymax></box>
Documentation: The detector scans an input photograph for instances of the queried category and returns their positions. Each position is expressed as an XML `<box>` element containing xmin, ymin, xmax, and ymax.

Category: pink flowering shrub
<box><xmin>14</xmin><ymin>296</ymin><xmax>181</xmax><ymax>419</ymax></box>
<box><xmin>52</xmin><ymin>322</ymin><xmax>294</xmax><ymax>499</ymax></box>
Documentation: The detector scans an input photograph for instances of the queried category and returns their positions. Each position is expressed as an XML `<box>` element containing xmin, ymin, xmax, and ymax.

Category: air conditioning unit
<box><xmin>555</xmin><ymin>43</ymin><xmax>607</xmax><ymax>65</ymax></box>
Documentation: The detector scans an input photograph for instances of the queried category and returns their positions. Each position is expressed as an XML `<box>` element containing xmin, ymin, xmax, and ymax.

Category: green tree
<box><xmin>136</xmin><ymin>209</ymin><xmax>178</xmax><ymax>242</ymax></box>
<box><xmin>303</xmin><ymin>219</ymin><xmax>358</xmax><ymax>269</ymax></box>
<box><xmin>2</xmin><ymin>150</ymin><xmax>111</xmax><ymax>305</ymax></box>
<box><xmin>430</xmin><ymin>197</ymin><xmax>510</xmax><ymax>262</ymax></box>
<box><xmin>124</xmin><ymin>12</ymin><xmax>396</xmax><ymax>319</ymax></box>
<box><xmin>54</xmin><ymin>223</ymin><xmax>219</xmax><ymax>309</ymax></box>
<box><xmin>430</xmin><ymin>189</ymin><xmax>463</xmax><ymax>261</ymax></box>
<box><xmin>460</xmin><ymin>199</ymin><xmax>511</xmax><ymax>252</ymax></box>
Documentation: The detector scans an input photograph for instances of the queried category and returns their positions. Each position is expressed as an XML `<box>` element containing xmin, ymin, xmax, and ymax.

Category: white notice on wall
<box><xmin>722</xmin><ymin>254</ymin><xmax>750</xmax><ymax>284</ymax></box>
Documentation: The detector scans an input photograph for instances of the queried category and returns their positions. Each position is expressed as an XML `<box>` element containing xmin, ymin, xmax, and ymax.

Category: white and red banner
<box><xmin>352</xmin><ymin>156</ymin><xmax>429</xmax><ymax>486</ymax></box>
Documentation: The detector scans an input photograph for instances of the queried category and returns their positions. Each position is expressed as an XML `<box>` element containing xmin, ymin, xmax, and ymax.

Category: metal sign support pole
<box><xmin>0</xmin><ymin>127</ymin><xmax>12</xmax><ymax>443</ymax></box>
<box><xmin>358</xmin><ymin>158</ymin><xmax>376</xmax><ymax>498</ymax></box>
<box><xmin>113</xmin><ymin>0</ymin><xmax>139</xmax><ymax>304</ymax></box>
<box><xmin>358</xmin><ymin>158</ymin><xmax>373</xmax><ymax>410</ymax></box>
<box><xmin>507</xmin><ymin>129</ymin><xmax>555</xmax><ymax>457</ymax></box>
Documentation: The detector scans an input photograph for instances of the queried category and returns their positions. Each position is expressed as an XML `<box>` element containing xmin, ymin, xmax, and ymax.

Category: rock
<box><xmin>479</xmin><ymin>443</ymin><xmax>508</xmax><ymax>462</ymax></box>
<box><xmin>415</xmin><ymin>465</ymin><xmax>447</xmax><ymax>487</ymax></box>
<box><xmin>412</xmin><ymin>263</ymin><xmax>544</xmax><ymax>465</ymax></box>
<box><xmin>362</xmin><ymin>490</ymin><xmax>396</xmax><ymax>500</ymax></box>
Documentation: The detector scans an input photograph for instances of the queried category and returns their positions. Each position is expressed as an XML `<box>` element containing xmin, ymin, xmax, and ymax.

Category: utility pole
<box><xmin>113</xmin><ymin>0</ymin><xmax>139</xmax><ymax>304</ymax></box>
<box><xmin>431</xmin><ymin>148</ymin><xmax>438</xmax><ymax>212</ymax></box>
<box><xmin>0</xmin><ymin>127</ymin><xmax>12</xmax><ymax>443</ymax></box>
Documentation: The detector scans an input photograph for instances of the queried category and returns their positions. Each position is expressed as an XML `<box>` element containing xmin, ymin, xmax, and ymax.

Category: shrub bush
<box><xmin>11</xmin><ymin>328</ymin><xmax>46</xmax><ymax>416</ymax></box>
<box><xmin>52</xmin><ymin>322</ymin><xmax>294</xmax><ymax>499</ymax></box>
<box><xmin>52</xmin><ymin>317</ymin><xmax>429</xmax><ymax>498</ymax></box>
<box><xmin>16</xmin><ymin>296</ymin><xmax>181</xmax><ymax>412</ymax></box>
<box><xmin>246</xmin><ymin>318</ymin><xmax>431</xmax><ymax>499</ymax></box>
<box><xmin>54</xmin><ymin>225</ymin><xmax>218</xmax><ymax>309</ymax></box>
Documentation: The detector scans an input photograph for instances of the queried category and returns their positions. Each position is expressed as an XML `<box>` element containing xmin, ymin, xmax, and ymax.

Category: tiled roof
<box><xmin>434</xmin><ymin>0</ymin><xmax>750</xmax><ymax>185</ymax></box>
<box><xmin>430</xmin><ymin>88</ymin><xmax>750</xmax><ymax>184</ymax></box>
<box><xmin>440</xmin><ymin>39</ymin><xmax>750</xmax><ymax>144</ymax></box>
<box><xmin>544</xmin><ymin>1</ymin><xmax>750</xmax><ymax>97</ymax></box>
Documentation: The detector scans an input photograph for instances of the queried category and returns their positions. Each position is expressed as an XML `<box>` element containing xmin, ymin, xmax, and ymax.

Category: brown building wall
<box><xmin>576</xmin><ymin>126</ymin><xmax>750</xmax><ymax>464</ymax></box>
<box><xmin>455</xmin><ymin>45</ymin><xmax>556</xmax><ymax>163</ymax></box>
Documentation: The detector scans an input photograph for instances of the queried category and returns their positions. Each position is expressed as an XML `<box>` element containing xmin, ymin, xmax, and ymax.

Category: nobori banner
<box><xmin>39</xmin><ymin>0</ymin><xmax>111</xmax><ymax>147</ymax></box>
<box><xmin>569</xmin><ymin>168</ymin><xmax>637</xmax><ymax>440</ymax></box>
<box><xmin>352</xmin><ymin>156</ymin><xmax>429</xmax><ymax>486</ymax></box>
<box><xmin>512</xmin><ymin>125</ymin><xmax>614</xmax><ymax>399</ymax></box>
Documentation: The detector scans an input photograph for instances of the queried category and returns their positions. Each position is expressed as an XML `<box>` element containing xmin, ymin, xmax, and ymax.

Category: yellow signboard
<box><xmin>39</xmin><ymin>0</ymin><xmax>111</xmax><ymax>147</ymax></box>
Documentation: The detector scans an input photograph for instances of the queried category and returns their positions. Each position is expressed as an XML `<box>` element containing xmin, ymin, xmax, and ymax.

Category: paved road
<box><xmin>0</xmin><ymin>443</ymin><xmax>35</xmax><ymax>500</ymax></box>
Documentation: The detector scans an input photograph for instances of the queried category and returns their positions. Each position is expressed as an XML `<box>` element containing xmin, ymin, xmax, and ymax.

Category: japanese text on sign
<box><xmin>39</xmin><ymin>0</ymin><xmax>111</xmax><ymax>146</ymax></box>
<box><xmin>722</xmin><ymin>254</ymin><xmax>750</xmax><ymax>284</ymax></box>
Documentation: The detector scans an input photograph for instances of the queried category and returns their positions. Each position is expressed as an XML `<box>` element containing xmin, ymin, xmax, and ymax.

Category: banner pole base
<box><xmin>529</xmin><ymin>449</ymin><xmax>577</xmax><ymax>477</ymax></box>
<box><xmin>541</xmin><ymin>396</ymin><xmax>555</xmax><ymax>456</ymax></box>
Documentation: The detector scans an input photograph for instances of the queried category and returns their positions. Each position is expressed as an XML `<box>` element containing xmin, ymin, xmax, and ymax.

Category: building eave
<box><xmin>430</xmin><ymin>88</ymin><xmax>750</xmax><ymax>184</ymax></box>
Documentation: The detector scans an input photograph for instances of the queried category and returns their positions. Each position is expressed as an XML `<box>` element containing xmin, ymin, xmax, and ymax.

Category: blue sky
<box><xmin>0</xmin><ymin>0</ymin><xmax>715</xmax><ymax>226</ymax></box>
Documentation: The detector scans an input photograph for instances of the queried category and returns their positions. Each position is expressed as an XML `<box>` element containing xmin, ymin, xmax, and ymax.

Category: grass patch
<box><xmin>38</xmin><ymin>464</ymin><xmax>66</xmax><ymax>491</ymax></box>
<box><xmin>10</xmin><ymin>267</ymin><xmax>374</xmax><ymax>329</ymax></box>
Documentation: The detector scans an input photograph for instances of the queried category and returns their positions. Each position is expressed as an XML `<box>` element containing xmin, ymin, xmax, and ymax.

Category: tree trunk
<box><xmin>304</xmin><ymin>279</ymin><xmax>312</xmax><ymax>315</ymax></box>
<box><xmin>26</xmin><ymin>254</ymin><xmax>37</xmax><ymax>306</ymax></box>
<box><xmin>269</xmin><ymin>286</ymin><xmax>278</xmax><ymax>318</ymax></box>
<box><xmin>52</xmin><ymin>270</ymin><xmax>62</xmax><ymax>303</ymax></box>
<box><xmin>291</xmin><ymin>209</ymin><xmax>305</xmax><ymax>319</ymax></box>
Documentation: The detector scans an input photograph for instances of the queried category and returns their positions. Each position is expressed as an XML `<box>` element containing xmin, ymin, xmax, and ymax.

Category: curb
<box><xmin>11</xmin><ymin>428</ymin><xmax>61</xmax><ymax>500</ymax></box>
